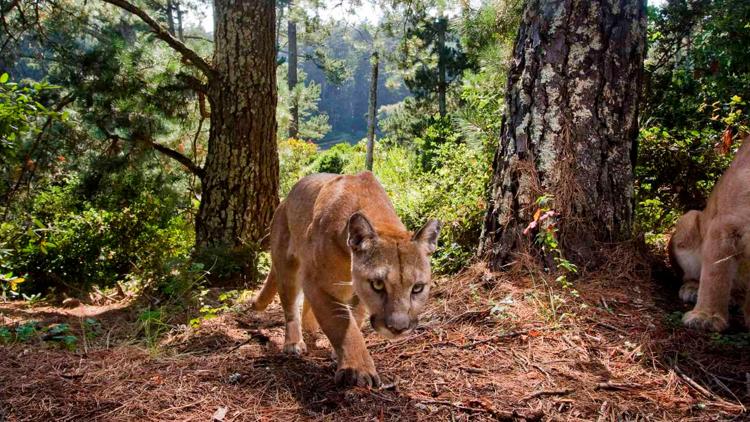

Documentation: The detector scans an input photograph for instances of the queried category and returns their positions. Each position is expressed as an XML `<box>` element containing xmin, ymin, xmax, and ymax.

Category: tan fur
<box><xmin>251</xmin><ymin>172</ymin><xmax>440</xmax><ymax>387</ymax></box>
<box><xmin>670</xmin><ymin>137</ymin><xmax>750</xmax><ymax>331</ymax></box>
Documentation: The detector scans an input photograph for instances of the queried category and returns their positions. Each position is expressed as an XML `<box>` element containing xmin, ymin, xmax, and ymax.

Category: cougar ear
<box><xmin>348</xmin><ymin>212</ymin><xmax>378</xmax><ymax>253</ymax></box>
<box><xmin>412</xmin><ymin>219</ymin><xmax>441</xmax><ymax>254</ymax></box>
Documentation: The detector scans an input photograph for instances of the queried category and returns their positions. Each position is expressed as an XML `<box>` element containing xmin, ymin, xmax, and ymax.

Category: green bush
<box><xmin>278</xmin><ymin>138</ymin><xmax>318</xmax><ymax>197</ymax></box>
<box><xmin>414</xmin><ymin>116</ymin><xmax>461</xmax><ymax>170</ymax></box>
<box><xmin>635</xmin><ymin>125</ymin><xmax>736</xmax><ymax>244</ymax></box>
<box><xmin>1</xmin><ymin>171</ymin><xmax>193</xmax><ymax>295</ymax></box>
<box><xmin>313</xmin><ymin>142</ymin><xmax>355</xmax><ymax>174</ymax></box>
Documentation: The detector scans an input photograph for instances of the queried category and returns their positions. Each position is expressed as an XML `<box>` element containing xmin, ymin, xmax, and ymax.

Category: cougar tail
<box><xmin>251</xmin><ymin>267</ymin><xmax>277</xmax><ymax>311</ymax></box>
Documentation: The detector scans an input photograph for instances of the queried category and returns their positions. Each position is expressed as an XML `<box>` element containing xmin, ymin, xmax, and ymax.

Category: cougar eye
<box><xmin>412</xmin><ymin>283</ymin><xmax>425</xmax><ymax>294</ymax></box>
<box><xmin>371</xmin><ymin>279</ymin><xmax>385</xmax><ymax>292</ymax></box>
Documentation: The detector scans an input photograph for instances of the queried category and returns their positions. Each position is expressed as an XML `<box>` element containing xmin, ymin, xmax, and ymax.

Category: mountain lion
<box><xmin>669</xmin><ymin>136</ymin><xmax>750</xmax><ymax>332</ymax></box>
<box><xmin>251</xmin><ymin>172</ymin><xmax>440</xmax><ymax>387</ymax></box>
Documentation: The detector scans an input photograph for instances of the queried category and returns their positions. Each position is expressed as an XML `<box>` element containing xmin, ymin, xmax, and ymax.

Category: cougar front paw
<box><xmin>682</xmin><ymin>309</ymin><xmax>728</xmax><ymax>332</ymax></box>
<box><xmin>334</xmin><ymin>365</ymin><xmax>381</xmax><ymax>388</ymax></box>
<box><xmin>282</xmin><ymin>341</ymin><xmax>307</xmax><ymax>355</ymax></box>
<box><xmin>678</xmin><ymin>280</ymin><xmax>699</xmax><ymax>304</ymax></box>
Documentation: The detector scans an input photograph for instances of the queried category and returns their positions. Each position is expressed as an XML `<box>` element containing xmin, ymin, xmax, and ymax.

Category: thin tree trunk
<box><xmin>166</xmin><ymin>0</ymin><xmax>175</xmax><ymax>35</ymax></box>
<box><xmin>275</xmin><ymin>3</ymin><xmax>283</xmax><ymax>50</ymax></box>
<box><xmin>365</xmin><ymin>51</ymin><xmax>379</xmax><ymax>171</ymax></box>
<box><xmin>479</xmin><ymin>0</ymin><xmax>646</xmax><ymax>269</ymax></box>
<box><xmin>196</xmin><ymin>0</ymin><xmax>279</xmax><ymax>269</ymax></box>
<box><xmin>287</xmin><ymin>0</ymin><xmax>299</xmax><ymax>139</ymax></box>
<box><xmin>437</xmin><ymin>16</ymin><xmax>447</xmax><ymax>118</ymax></box>
<box><xmin>175</xmin><ymin>1</ymin><xmax>184</xmax><ymax>42</ymax></box>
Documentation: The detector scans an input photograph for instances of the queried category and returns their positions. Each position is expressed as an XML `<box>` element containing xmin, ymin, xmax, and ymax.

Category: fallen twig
<box><xmin>688</xmin><ymin>358</ymin><xmax>746</xmax><ymax>411</ymax></box>
<box><xmin>673</xmin><ymin>364</ymin><xmax>716</xmax><ymax>399</ymax></box>
<box><xmin>460</xmin><ymin>366</ymin><xmax>488</xmax><ymax>374</ymax></box>
<box><xmin>595</xmin><ymin>381</ymin><xmax>639</xmax><ymax>391</ymax></box>
<box><xmin>414</xmin><ymin>397</ymin><xmax>544</xmax><ymax>421</ymax></box>
<box><xmin>520</xmin><ymin>388</ymin><xmax>573</xmax><ymax>402</ymax></box>
<box><xmin>460</xmin><ymin>330</ymin><xmax>527</xmax><ymax>349</ymax></box>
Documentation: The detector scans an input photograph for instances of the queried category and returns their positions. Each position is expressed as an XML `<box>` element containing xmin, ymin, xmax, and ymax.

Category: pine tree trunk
<box><xmin>196</xmin><ymin>0</ymin><xmax>279</xmax><ymax>267</ymax></box>
<box><xmin>479</xmin><ymin>0</ymin><xmax>646</xmax><ymax>269</ymax></box>
<box><xmin>365</xmin><ymin>51</ymin><xmax>379</xmax><ymax>171</ymax></box>
<box><xmin>287</xmin><ymin>0</ymin><xmax>299</xmax><ymax>139</ymax></box>
<box><xmin>166</xmin><ymin>0</ymin><xmax>175</xmax><ymax>35</ymax></box>
<box><xmin>436</xmin><ymin>16</ymin><xmax>447</xmax><ymax>118</ymax></box>
<box><xmin>175</xmin><ymin>1</ymin><xmax>184</xmax><ymax>42</ymax></box>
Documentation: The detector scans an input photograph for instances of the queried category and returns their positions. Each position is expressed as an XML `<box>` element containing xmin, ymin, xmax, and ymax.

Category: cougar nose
<box><xmin>385</xmin><ymin>314</ymin><xmax>410</xmax><ymax>334</ymax></box>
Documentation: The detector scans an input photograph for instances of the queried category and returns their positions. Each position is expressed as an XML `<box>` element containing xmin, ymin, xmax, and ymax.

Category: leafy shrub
<box><xmin>278</xmin><ymin>138</ymin><xmax>318</xmax><ymax>197</ymax></box>
<box><xmin>418</xmin><ymin>141</ymin><xmax>490</xmax><ymax>273</ymax></box>
<box><xmin>313</xmin><ymin>142</ymin><xmax>355</xmax><ymax>174</ymax></box>
<box><xmin>635</xmin><ymin>125</ymin><xmax>736</xmax><ymax>243</ymax></box>
<box><xmin>1</xmin><ymin>171</ymin><xmax>193</xmax><ymax>295</ymax></box>
<box><xmin>414</xmin><ymin>116</ymin><xmax>461</xmax><ymax>170</ymax></box>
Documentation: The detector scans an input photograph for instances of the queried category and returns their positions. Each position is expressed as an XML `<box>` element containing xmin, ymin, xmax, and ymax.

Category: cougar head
<box><xmin>347</xmin><ymin>212</ymin><xmax>440</xmax><ymax>339</ymax></box>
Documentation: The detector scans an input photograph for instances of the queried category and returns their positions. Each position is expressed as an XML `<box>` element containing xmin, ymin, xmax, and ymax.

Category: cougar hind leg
<box><xmin>276</xmin><ymin>258</ymin><xmax>306</xmax><ymax>355</ymax></box>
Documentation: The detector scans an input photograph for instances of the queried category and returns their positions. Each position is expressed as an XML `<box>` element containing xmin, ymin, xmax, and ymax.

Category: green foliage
<box><xmin>1</xmin><ymin>164</ymin><xmax>193</xmax><ymax>294</ymax></box>
<box><xmin>279</xmin><ymin>138</ymin><xmax>319</xmax><ymax>197</ymax></box>
<box><xmin>390</xmin><ymin>12</ymin><xmax>473</xmax><ymax>106</ymax></box>
<box><xmin>710</xmin><ymin>332</ymin><xmax>750</xmax><ymax>348</ymax></box>
<box><xmin>0</xmin><ymin>74</ymin><xmax>63</xmax><ymax>162</ymax></box>
<box><xmin>15</xmin><ymin>321</ymin><xmax>37</xmax><ymax>342</ymax></box>
<box><xmin>277</xmin><ymin>66</ymin><xmax>332</xmax><ymax>141</ymax></box>
<box><xmin>413</xmin><ymin>116</ymin><xmax>461</xmax><ymax>170</ymax></box>
<box><xmin>46</xmin><ymin>323</ymin><xmax>78</xmax><ymax>350</ymax></box>
<box><xmin>417</xmin><ymin>141</ymin><xmax>490</xmax><ymax>273</ymax></box>
<box><xmin>0</xmin><ymin>272</ymin><xmax>26</xmax><ymax>300</ymax></box>
<box><xmin>137</xmin><ymin>308</ymin><xmax>169</xmax><ymax>349</ymax></box>
<box><xmin>637</xmin><ymin>0</ymin><xmax>750</xmax><ymax>240</ymax></box>
<box><xmin>313</xmin><ymin>143</ymin><xmax>356</xmax><ymax>174</ymax></box>
<box><xmin>525</xmin><ymin>195</ymin><xmax>579</xmax><ymax>296</ymax></box>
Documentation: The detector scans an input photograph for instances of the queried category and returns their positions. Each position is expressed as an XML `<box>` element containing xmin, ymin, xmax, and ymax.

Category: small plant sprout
<box><xmin>525</xmin><ymin>195</ymin><xmax>579</xmax><ymax>297</ymax></box>
<box><xmin>1</xmin><ymin>272</ymin><xmax>26</xmax><ymax>301</ymax></box>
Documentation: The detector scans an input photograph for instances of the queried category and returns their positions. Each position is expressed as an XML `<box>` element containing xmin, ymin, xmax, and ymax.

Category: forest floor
<box><xmin>1</xmin><ymin>255</ymin><xmax>750</xmax><ymax>421</ymax></box>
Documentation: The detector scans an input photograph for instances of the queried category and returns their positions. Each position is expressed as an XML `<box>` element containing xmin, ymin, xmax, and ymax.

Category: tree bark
<box><xmin>287</xmin><ymin>0</ymin><xmax>299</xmax><ymax>139</ymax></box>
<box><xmin>436</xmin><ymin>16</ymin><xmax>447</xmax><ymax>118</ymax></box>
<box><xmin>196</xmin><ymin>0</ymin><xmax>279</xmax><ymax>255</ymax></box>
<box><xmin>479</xmin><ymin>0</ymin><xmax>646</xmax><ymax>269</ymax></box>
<box><xmin>365</xmin><ymin>51</ymin><xmax>379</xmax><ymax>171</ymax></box>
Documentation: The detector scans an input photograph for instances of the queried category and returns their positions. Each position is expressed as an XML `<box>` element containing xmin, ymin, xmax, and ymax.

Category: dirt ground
<box><xmin>1</xmin><ymin>260</ymin><xmax>749</xmax><ymax>421</ymax></box>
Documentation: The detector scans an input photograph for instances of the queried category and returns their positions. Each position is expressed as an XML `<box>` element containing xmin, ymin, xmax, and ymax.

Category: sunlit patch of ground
<box><xmin>1</xmin><ymin>262</ymin><xmax>749</xmax><ymax>421</ymax></box>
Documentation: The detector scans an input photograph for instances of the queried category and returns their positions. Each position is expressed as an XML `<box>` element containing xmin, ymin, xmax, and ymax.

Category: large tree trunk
<box><xmin>479</xmin><ymin>0</ymin><xmax>646</xmax><ymax>269</ymax></box>
<box><xmin>287</xmin><ymin>0</ymin><xmax>299</xmax><ymax>139</ymax></box>
<box><xmin>365</xmin><ymin>51</ymin><xmax>379</xmax><ymax>171</ymax></box>
<box><xmin>196</xmin><ymin>0</ymin><xmax>279</xmax><ymax>259</ymax></box>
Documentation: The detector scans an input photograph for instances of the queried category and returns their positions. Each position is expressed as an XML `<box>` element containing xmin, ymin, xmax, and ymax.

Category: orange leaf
<box><xmin>533</xmin><ymin>208</ymin><xmax>542</xmax><ymax>222</ymax></box>
<box><xmin>719</xmin><ymin>127</ymin><xmax>733</xmax><ymax>155</ymax></box>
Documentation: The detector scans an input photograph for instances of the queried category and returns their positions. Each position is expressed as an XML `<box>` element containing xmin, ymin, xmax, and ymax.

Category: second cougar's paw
<box><xmin>334</xmin><ymin>365</ymin><xmax>381</xmax><ymax>388</ymax></box>
<box><xmin>682</xmin><ymin>309</ymin><xmax>728</xmax><ymax>332</ymax></box>
<box><xmin>282</xmin><ymin>341</ymin><xmax>307</xmax><ymax>355</ymax></box>
<box><xmin>678</xmin><ymin>280</ymin><xmax>699</xmax><ymax>304</ymax></box>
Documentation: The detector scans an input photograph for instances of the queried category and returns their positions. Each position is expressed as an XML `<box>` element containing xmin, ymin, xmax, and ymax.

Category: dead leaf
<box><xmin>212</xmin><ymin>406</ymin><xmax>228</xmax><ymax>421</ymax></box>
